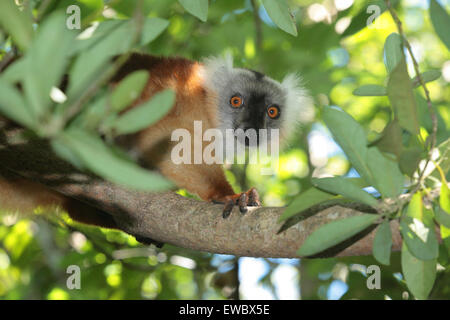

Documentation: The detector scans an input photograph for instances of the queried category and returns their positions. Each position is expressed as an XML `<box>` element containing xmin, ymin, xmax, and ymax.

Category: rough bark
<box><xmin>0</xmin><ymin>123</ymin><xmax>402</xmax><ymax>258</ymax></box>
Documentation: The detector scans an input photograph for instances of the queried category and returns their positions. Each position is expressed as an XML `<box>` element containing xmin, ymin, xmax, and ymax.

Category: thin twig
<box><xmin>59</xmin><ymin>53</ymin><xmax>133</xmax><ymax>125</ymax></box>
<box><xmin>385</xmin><ymin>0</ymin><xmax>438</xmax><ymax>194</ymax></box>
<box><xmin>36</xmin><ymin>0</ymin><xmax>53</xmax><ymax>22</ymax></box>
<box><xmin>385</xmin><ymin>0</ymin><xmax>437</xmax><ymax>145</ymax></box>
<box><xmin>0</xmin><ymin>50</ymin><xmax>16</xmax><ymax>73</ymax></box>
<box><xmin>250</xmin><ymin>0</ymin><xmax>263</xmax><ymax>52</ymax></box>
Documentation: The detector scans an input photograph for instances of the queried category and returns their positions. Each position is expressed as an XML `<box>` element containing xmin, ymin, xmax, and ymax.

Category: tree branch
<box><xmin>0</xmin><ymin>123</ymin><xmax>402</xmax><ymax>258</ymax></box>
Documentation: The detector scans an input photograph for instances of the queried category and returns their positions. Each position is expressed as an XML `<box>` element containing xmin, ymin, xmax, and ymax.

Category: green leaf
<box><xmin>279</xmin><ymin>187</ymin><xmax>338</xmax><ymax>222</ymax></box>
<box><xmin>370</xmin><ymin>120</ymin><xmax>403</xmax><ymax>157</ymax></box>
<box><xmin>323</xmin><ymin>107</ymin><xmax>375</xmax><ymax>188</ymax></box>
<box><xmin>440</xmin><ymin>181</ymin><xmax>450</xmax><ymax>223</ymax></box>
<box><xmin>373</xmin><ymin>221</ymin><xmax>393</xmax><ymax>264</ymax></box>
<box><xmin>0</xmin><ymin>79</ymin><xmax>34</xmax><ymax>128</ymax></box>
<box><xmin>366</xmin><ymin>147</ymin><xmax>404</xmax><ymax>198</ymax></box>
<box><xmin>435</xmin><ymin>139</ymin><xmax>450</xmax><ymax>176</ymax></box>
<box><xmin>51</xmin><ymin>138</ymin><xmax>85</xmax><ymax>170</ymax></box>
<box><xmin>441</xmin><ymin>223</ymin><xmax>450</xmax><ymax>252</ymax></box>
<box><xmin>112</xmin><ymin>89</ymin><xmax>175</xmax><ymax>135</ymax></box>
<box><xmin>341</xmin><ymin>0</ymin><xmax>398</xmax><ymax>38</ymax></box>
<box><xmin>387</xmin><ymin>58</ymin><xmax>420</xmax><ymax>135</ymax></box>
<box><xmin>399</xmin><ymin>147</ymin><xmax>423</xmax><ymax>177</ymax></box>
<box><xmin>406</xmin><ymin>192</ymin><xmax>429</xmax><ymax>222</ymax></box>
<box><xmin>68</xmin><ymin>56</ymin><xmax>110</xmax><ymax>102</ymax></box>
<box><xmin>400</xmin><ymin>193</ymin><xmax>439</xmax><ymax>260</ymax></box>
<box><xmin>70</xmin><ymin>93</ymin><xmax>108</xmax><ymax>130</ymax></box>
<box><xmin>414</xmin><ymin>92</ymin><xmax>447</xmax><ymax>145</ymax></box>
<box><xmin>70</xmin><ymin>20</ymin><xmax>123</xmax><ymax>54</ymax></box>
<box><xmin>61</xmin><ymin>129</ymin><xmax>173</xmax><ymax>191</ymax></box>
<box><xmin>438</xmin><ymin>240</ymin><xmax>450</xmax><ymax>267</ymax></box>
<box><xmin>373</xmin><ymin>221</ymin><xmax>392</xmax><ymax>265</ymax></box>
<box><xmin>411</xmin><ymin>70</ymin><xmax>441</xmax><ymax>88</ymax></box>
<box><xmin>0</xmin><ymin>57</ymin><xmax>28</xmax><ymax>84</ymax></box>
<box><xmin>435</xmin><ymin>205</ymin><xmax>450</xmax><ymax>229</ymax></box>
<box><xmin>323</xmin><ymin>108</ymin><xmax>405</xmax><ymax>198</ymax></box>
<box><xmin>141</xmin><ymin>17</ymin><xmax>170</xmax><ymax>45</ymax></box>
<box><xmin>110</xmin><ymin>71</ymin><xmax>150</xmax><ymax>112</ymax></box>
<box><xmin>346</xmin><ymin>177</ymin><xmax>371</xmax><ymax>189</ymax></box>
<box><xmin>101</xmin><ymin>114</ymin><xmax>119</xmax><ymax>133</ymax></box>
<box><xmin>384</xmin><ymin>33</ymin><xmax>403</xmax><ymax>73</ymax></box>
<box><xmin>23</xmin><ymin>12</ymin><xmax>74</xmax><ymax>119</ymax></box>
<box><xmin>68</xmin><ymin>20</ymin><xmax>134</xmax><ymax>98</ymax></box>
<box><xmin>441</xmin><ymin>180</ymin><xmax>449</xmax><ymax>211</ymax></box>
<box><xmin>429</xmin><ymin>0</ymin><xmax>450</xmax><ymax>50</ymax></box>
<box><xmin>109</xmin><ymin>0</ymin><xmax>157</xmax><ymax>17</ymax></box>
<box><xmin>297</xmin><ymin>214</ymin><xmax>378</xmax><ymax>257</ymax></box>
<box><xmin>178</xmin><ymin>0</ymin><xmax>208</xmax><ymax>22</ymax></box>
<box><xmin>73</xmin><ymin>17</ymin><xmax>168</xmax><ymax>51</ymax></box>
<box><xmin>261</xmin><ymin>0</ymin><xmax>298</xmax><ymax>36</ymax></box>
<box><xmin>401</xmin><ymin>243</ymin><xmax>436</xmax><ymax>300</ymax></box>
<box><xmin>353</xmin><ymin>84</ymin><xmax>386</xmax><ymax>96</ymax></box>
<box><xmin>311</xmin><ymin>177</ymin><xmax>378</xmax><ymax>207</ymax></box>
<box><xmin>0</xmin><ymin>1</ymin><xmax>34</xmax><ymax>50</ymax></box>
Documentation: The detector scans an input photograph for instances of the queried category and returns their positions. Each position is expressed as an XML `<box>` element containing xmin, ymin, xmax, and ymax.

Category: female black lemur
<box><xmin>0</xmin><ymin>53</ymin><xmax>311</xmax><ymax>229</ymax></box>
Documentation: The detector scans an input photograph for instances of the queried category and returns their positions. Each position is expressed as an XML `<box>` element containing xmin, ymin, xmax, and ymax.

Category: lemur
<box><xmin>0</xmin><ymin>53</ymin><xmax>311</xmax><ymax>229</ymax></box>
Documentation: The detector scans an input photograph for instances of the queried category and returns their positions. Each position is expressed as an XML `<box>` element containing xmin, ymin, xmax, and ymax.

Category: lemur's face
<box><xmin>218</xmin><ymin>68</ymin><xmax>286</xmax><ymax>146</ymax></box>
<box><xmin>203</xmin><ymin>55</ymin><xmax>311</xmax><ymax>148</ymax></box>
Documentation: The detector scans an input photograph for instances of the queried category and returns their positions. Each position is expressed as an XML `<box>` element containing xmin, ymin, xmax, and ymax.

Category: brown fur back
<box><xmin>0</xmin><ymin>53</ymin><xmax>235</xmax><ymax>229</ymax></box>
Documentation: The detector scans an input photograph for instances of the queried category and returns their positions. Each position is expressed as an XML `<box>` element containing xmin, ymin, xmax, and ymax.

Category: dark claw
<box><xmin>222</xmin><ymin>200</ymin><xmax>234</xmax><ymax>218</ymax></box>
<box><xmin>248</xmin><ymin>188</ymin><xmax>261</xmax><ymax>206</ymax></box>
<box><xmin>238</xmin><ymin>193</ymin><xmax>248</xmax><ymax>214</ymax></box>
<box><xmin>218</xmin><ymin>188</ymin><xmax>261</xmax><ymax>218</ymax></box>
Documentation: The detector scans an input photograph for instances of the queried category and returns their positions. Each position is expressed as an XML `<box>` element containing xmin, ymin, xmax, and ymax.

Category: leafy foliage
<box><xmin>297</xmin><ymin>214</ymin><xmax>379</xmax><ymax>257</ymax></box>
<box><xmin>430</xmin><ymin>0</ymin><xmax>450</xmax><ymax>50</ymax></box>
<box><xmin>261</xmin><ymin>0</ymin><xmax>297</xmax><ymax>36</ymax></box>
<box><xmin>178</xmin><ymin>0</ymin><xmax>209</xmax><ymax>22</ymax></box>
<box><xmin>372</xmin><ymin>221</ymin><xmax>392</xmax><ymax>266</ymax></box>
<box><xmin>111</xmin><ymin>89</ymin><xmax>175</xmax><ymax>135</ymax></box>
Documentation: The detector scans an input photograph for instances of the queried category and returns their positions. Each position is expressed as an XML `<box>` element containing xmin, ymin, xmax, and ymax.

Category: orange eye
<box><xmin>267</xmin><ymin>105</ymin><xmax>280</xmax><ymax>119</ymax></box>
<box><xmin>230</xmin><ymin>95</ymin><xmax>243</xmax><ymax>108</ymax></box>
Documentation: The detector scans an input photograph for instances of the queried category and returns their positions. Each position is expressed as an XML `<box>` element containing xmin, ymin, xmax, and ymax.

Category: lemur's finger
<box><xmin>248</xmin><ymin>188</ymin><xmax>261</xmax><ymax>206</ymax></box>
<box><xmin>238</xmin><ymin>193</ymin><xmax>248</xmax><ymax>214</ymax></box>
<box><xmin>222</xmin><ymin>199</ymin><xmax>234</xmax><ymax>218</ymax></box>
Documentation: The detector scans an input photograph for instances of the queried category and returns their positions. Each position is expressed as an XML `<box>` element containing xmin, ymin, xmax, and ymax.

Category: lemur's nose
<box><xmin>242</xmin><ymin>127</ymin><xmax>260</xmax><ymax>145</ymax></box>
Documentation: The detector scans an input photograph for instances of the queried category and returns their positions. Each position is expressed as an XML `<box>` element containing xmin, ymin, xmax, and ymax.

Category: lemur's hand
<box><xmin>213</xmin><ymin>188</ymin><xmax>261</xmax><ymax>218</ymax></box>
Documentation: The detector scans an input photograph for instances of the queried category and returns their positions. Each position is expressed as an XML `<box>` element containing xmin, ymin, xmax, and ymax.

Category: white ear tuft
<box><xmin>280</xmin><ymin>73</ymin><xmax>314</xmax><ymax>145</ymax></box>
<box><xmin>202</xmin><ymin>53</ymin><xmax>234</xmax><ymax>90</ymax></box>
<box><xmin>203</xmin><ymin>53</ymin><xmax>233</xmax><ymax>71</ymax></box>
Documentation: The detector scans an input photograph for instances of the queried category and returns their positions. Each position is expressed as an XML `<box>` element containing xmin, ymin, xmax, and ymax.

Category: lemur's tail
<box><xmin>0</xmin><ymin>173</ymin><xmax>117</xmax><ymax>229</ymax></box>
